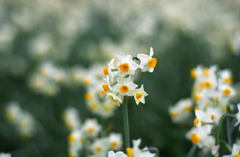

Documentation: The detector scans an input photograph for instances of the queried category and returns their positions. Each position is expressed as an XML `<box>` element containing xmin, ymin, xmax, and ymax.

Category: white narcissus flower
<box><xmin>90</xmin><ymin>138</ymin><xmax>109</xmax><ymax>155</ymax></box>
<box><xmin>116</xmin><ymin>55</ymin><xmax>139</xmax><ymax>75</ymax></box>
<box><xmin>186</xmin><ymin>125</ymin><xmax>215</xmax><ymax>149</ymax></box>
<box><xmin>108</xmin><ymin>151</ymin><xmax>127</xmax><ymax>157</ymax></box>
<box><xmin>133</xmin><ymin>85</ymin><xmax>148</xmax><ymax>105</ymax></box>
<box><xmin>107</xmin><ymin>92</ymin><xmax>123</xmax><ymax>104</ymax></box>
<box><xmin>137</xmin><ymin>47</ymin><xmax>157</xmax><ymax>72</ymax></box>
<box><xmin>108</xmin><ymin>139</ymin><xmax>155</xmax><ymax>157</ymax></box>
<box><xmin>235</xmin><ymin>104</ymin><xmax>240</xmax><ymax>127</ymax></box>
<box><xmin>219</xmin><ymin>70</ymin><xmax>233</xmax><ymax>84</ymax></box>
<box><xmin>108</xmin><ymin>133</ymin><xmax>122</xmax><ymax>150</ymax></box>
<box><xmin>194</xmin><ymin>107</ymin><xmax>222</xmax><ymax>128</ymax></box>
<box><xmin>219</xmin><ymin>84</ymin><xmax>235</xmax><ymax>98</ymax></box>
<box><xmin>63</xmin><ymin>107</ymin><xmax>81</xmax><ymax>130</ymax></box>
<box><xmin>131</xmin><ymin>139</ymin><xmax>155</xmax><ymax>157</ymax></box>
<box><xmin>169</xmin><ymin>98</ymin><xmax>193</xmax><ymax>124</ymax></box>
<box><xmin>223</xmin><ymin>141</ymin><xmax>240</xmax><ymax>157</ymax></box>
<box><xmin>82</xmin><ymin>119</ymin><xmax>101</xmax><ymax>137</ymax></box>
<box><xmin>115</xmin><ymin>78</ymin><xmax>138</xmax><ymax>96</ymax></box>
<box><xmin>68</xmin><ymin>129</ymin><xmax>83</xmax><ymax>156</ymax></box>
<box><xmin>0</xmin><ymin>153</ymin><xmax>11</xmax><ymax>157</ymax></box>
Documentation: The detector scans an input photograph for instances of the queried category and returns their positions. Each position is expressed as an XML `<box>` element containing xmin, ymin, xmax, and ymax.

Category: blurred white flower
<box><xmin>223</xmin><ymin>141</ymin><xmax>240</xmax><ymax>157</ymax></box>
<box><xmin>0</xmin><ymin>153</ymin><xmax>11</xmax><ymax>157</ymax></box>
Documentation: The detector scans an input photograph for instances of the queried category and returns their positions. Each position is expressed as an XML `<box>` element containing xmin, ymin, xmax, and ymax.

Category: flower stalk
<box><xmin>123</xmin><ymin>97</ymin><xmax>130</xmax><ymax>148</ymax></box>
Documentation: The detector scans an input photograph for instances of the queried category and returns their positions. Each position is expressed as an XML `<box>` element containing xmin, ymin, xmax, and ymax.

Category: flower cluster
<box><xmin>170</xmin><ymin>65</ymin><xmax>238</xmax><ymax>155</ymax></box>
<box><xmin>188</xmin><ymin>66</ymin><xmax>236</xmax><ymax>153</ymax></box>
<box><xmin>63</xmin><ymin>107</ymin><xmax>81</xmax><ymax>131</ymax></box>
<box><xmin>63</xmin><ymin>108</ymin><xmax>122</xmax><ymax>157</ymax></box>
<box><xmin>169</xmin><ymin>98</ymin><xmax>193</xmax><ymax>123</ymax></box>
<box><xmin>108</xmin><ymin>139</ymin><xmax>155</xmax><ymax>157</ymax></box>
<box><xmin>102</xmin><ymin>48</ymin><xmax>157</xmax><ymax>105</ymax></box>
<box><xmin>74</xmin><ymin>65</ymin><xmax>119</xmax><ymax>118</ymax></box>
<box><xmin>5</xmin><ymin>102</ymin><xmax>36</xmax><ymax>138</ymax></box>
<box><xmin>67</xmin><ymin>118</ymin><xmax>122</xmax><ymax>157</ymax></box>
<box><xmin>191</xmin><ymin>65</ymin><xmax>235</xmax><ymax>109</ymax></box>
<box><xmin>29</xmin><ymin>62</ymin><xmax>66</xmax><ymax>96</ymax></box>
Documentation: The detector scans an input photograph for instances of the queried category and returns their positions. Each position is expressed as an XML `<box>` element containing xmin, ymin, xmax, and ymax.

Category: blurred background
<box><xmin>0</xmin><ymin>0</ymin><xmax>240</xmax><ymax>156</ymax></box>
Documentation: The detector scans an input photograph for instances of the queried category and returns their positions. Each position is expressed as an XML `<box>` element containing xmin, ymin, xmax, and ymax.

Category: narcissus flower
<box><xmin>187</xmin><ymin>125</ymin><xmax>215</xmax><ymax>150</ymax></box>
<box><xmin>108</xmin><ymin>151</ymin><xmax>127</xmax><ymax>157</ymax></box>
<box><xmin>108</xmin><ymin>133</ymin><xmax>122</xmax><ymax>150</ymax></box>
<box><xmin>0</xmin><ymin>153</ymin><xmax>11</xmax><ymax>157</ymax></box>
<box><xmin>63</xmin><ymin>107</ymin><xmax>81</xmax><ymax>130</ymax></box>
<box><xmin>169</xmin><ymin>98</ymin><xmax>193</xmax><ymax>123</ymax></box>
<box><xmin>137</xmin><ymin>47</ymin><xmax>157</xmax><ymax>72</ymax></box>
<box><xmin>108</xmin><ymin>139</ymin><xmax>155</xmax><ymax>157</ymax></box>
<box><xmin>133</xmin><ymin>85</ymin><xmax>148</xmax><ymax>105</ymax></box>
<box><xmin>82</xmin><ymin>119</ymin><xmax>101</xmax><ymax>137</ymax></box>
<box><xmin>103</xmin><ymin>47</ymin><xmax>157</xmax><ymax>105</ymax></box>
<box><xmin>117</xmin><ymin>55</ymin><xmax>139</xmax><ymax>75</ymax></box>
<box><xmin>223</xmin><ymin>141</ymin><xmax>240</xmax><ymax>157</ymax></box>
<box><xmin>194</xmin><ymin>107</ymin><xmax>222</xmax><ymax>127</ymax></box>
<box><xmin>235</xmin><ymin>104</ymin><xmax>240</xmax><ymax>128</ymax></box>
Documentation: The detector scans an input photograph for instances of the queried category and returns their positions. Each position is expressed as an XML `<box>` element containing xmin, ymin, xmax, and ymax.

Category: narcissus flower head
<box><xmin>102</xmin><ymin>47</ymin><xmax>156</xmax><ymax>105</ymax></box>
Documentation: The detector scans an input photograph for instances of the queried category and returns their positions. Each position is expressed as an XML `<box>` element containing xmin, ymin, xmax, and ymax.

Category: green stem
<box><xmin>226</xmin><ymin>118</ymin><xmax>232</xmax><ymax>146</ymax></box>
<box><xmin>123</xmin><ymin>97</ymin><xmax>130</xmax><ymax>148</ymax></box>
<box><xmin>187</xmin><ymin>145</ymin><xmax>197</xmax><ymax>157</ymax></box>
<box><xmin>216</xmin><ymin>113</ymin><xmax>235</xmax><ymax>144</ymax></box>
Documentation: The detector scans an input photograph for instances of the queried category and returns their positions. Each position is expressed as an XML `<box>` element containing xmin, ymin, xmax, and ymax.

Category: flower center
<box><xmin>102</xmin><ymin>84</ymin><xmax>110</xmax><ymax>92</ymax></box>
<box><xmin>190</xmin><ymin>69</ymin><xmax>196</xmax><ymax>78</ymax></box>
<box><xmin>120</xmin><ymin>85</ymin><xmax>129</xmax><ymax>93</ymax></box>
<box><xmin>223</xmin><ymin>88</ymin><xmax>231</xmax><ymax>96</ymax></box>
<box><xmin>111</xmin><ymin>141</ymin><xmax>118</xmax><ymax>148</ymax></box>
<box><xmin>203</xmin><ymin>81</ymin><xmax>212</xmax><ymax>88</ymax></box>
<box><xmin>103</xmin><ymin>66</ymin><xmax>109</xmax><ymax>75</ymax></box>
<box><xmin>210</xmin><ymin>114</ymin><xmax>216</xmax><ymax>120</ymax></box>
<box><xmin>193</xmin><ymin>93</ymin><xmax>201</xmax><ymax>102</ymax></box>
<box><xmin>224</xmin><ymin>76</ymin><xmax>233</xmax><ymax>84</ymax></box>
<box><xmin>235</xmin><ymin>154</ymin><xmax>240</xmax><ymax>157</ymax></box>
<box><xmin>84</xmin><ymin>93</ymin><xmax>93</xmax><ymax>100</ymax></box>
<box><xmin>203</xmin><ymin>68</ymin><xmax>209</xmax><ymax>76</ymax></box>
<box><xmin>170</xmin><ymin>111</ymin><xmax>179</xmax><ymax>118</ymax></box>
<box><xmin>103</xmin><ymin>106</ymin><xmax>111</xmax><ymax>113</ymax></box>
<box><xmin>148</xmin><ymin>58</ymin><xmax>157</xmax><ymax>69</ymax></box>
<box><xmin>135</xmin><ymin>93</ymin><xmax>143</xmax><ymax>100</ymax></box>
<box><xmin>119</xmin><ymin>63</ymin><xmax>130</xmax><ymax>72</ymax></box>
<box><xmin>69</xmin><ymin>153</ymin><xmax>75</xmax><ymax>157</ymax></box>
<box><xmin>82</xmin><ymin>78</ymin><xmax>90</xmax><ymax>85</ymax></box>
<box><xmin>68</xmin><ymin>134</ymin><xmax>75</xmax><ymax>142</ymax></box>
<box><xmin>193</xmin><ymin>118</ymin><xmax>200</xmax><ymax>128</ymax></box>
<box><xmin>89</xmin><ymin>104</ymin><xmax>97</xmax><ymax>110</ymax></box>
<box><xmin>95</xmin><ymin>146</ymin><xmax>102</xmax><ymax>152</ymax></box>
<box><xmin>190</xmin><ymin>133</ymin><xmax>200</xmax><ymax>144</ymax></box>
<box><xmin>87</xmin><ymin>127</ymin><xmax>94</xmax><ymax>134</ymax></box>
<box><xmin>183</xmin><ymin>105</ymin><xmax>192</xmax><ymax>112</ymax></box>
<box><xmin>126</xmin><ymin>147</ymin><xmax>134</xmax><ymax>157</ymax></box>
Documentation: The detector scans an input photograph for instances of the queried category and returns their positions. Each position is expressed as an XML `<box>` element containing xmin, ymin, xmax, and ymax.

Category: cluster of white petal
<box><xmin>67</xmin><ymin>117</ymin><xmax>122</xmax><ymax>157</ymax></box>
<box><xmin>108</xmin><ymin>139</ymin><xmax>155</xmax><ymax>157</ymax></box>
<box><xmin>29</xmin><ymin>61</ymin><xmax>67</xmax><ymax>96</ymax></box>
<box><xmin>102</xmin><ymin>48</ymin><xmax>157</xmax><ymax>105</ymax></box>
<box><xmin>187</xmin><ymin>66</ymin><xmax>236</xmax><ymax>153</ymax></box>
<box><xmin>63</xmin><ymin>107</ymin><xmax>81</xmax><ymax>131</ymax></box>
<box><xmin>5</xmin><ymin>102</ymin><xmax>36</xmax><ymax>138</ymax></box>
<box><xmin>170</xmin><ymin>65</ymin><xmax>238</xmax><ymax>155</ymax></box>
<box><xmin>73</xmin><ymin>64</ymin><xmax>119</xmax><ymax>118</ymax></box>
<box><xmin>169</xmin><ymin>98</ymin><xmax>193</xmax><ymax>123</ymax></box>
